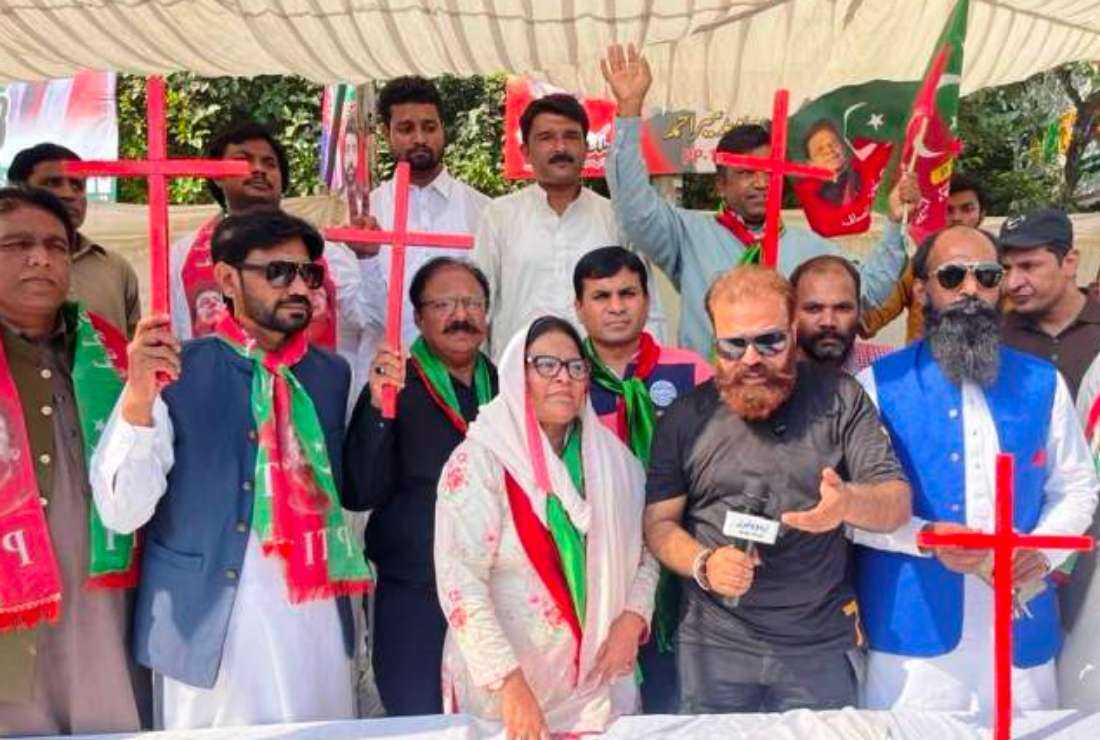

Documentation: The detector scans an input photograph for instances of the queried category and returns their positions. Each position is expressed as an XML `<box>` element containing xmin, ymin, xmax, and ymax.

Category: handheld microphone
<box><xmin>721</xmin><ymin>478</ymin><xmax>778</xmax><ymax>608</ymax></box>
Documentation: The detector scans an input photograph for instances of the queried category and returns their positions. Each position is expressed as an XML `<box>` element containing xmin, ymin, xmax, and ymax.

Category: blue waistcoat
<box><xmin>131</xmin><ymin>337</ymin><xmax>354</xmax><ymax>688</ymax></box>
<box><xmin>855</xmin><ymin>341</ymin><xmax>1060</xmax><ymax>667</ymax></box>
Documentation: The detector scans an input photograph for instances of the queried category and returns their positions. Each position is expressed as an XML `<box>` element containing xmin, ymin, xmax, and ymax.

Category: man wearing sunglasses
<box><xmin>343</xmin><ymin>256</ymin><xmax>497</xmax><ymax>717</ymax></box>
<box><xmin>643</xmin><ymin>264</ymin><xmax>910</xmax><ymax>713</ymax></box>
<box><xmin>999</xmin><ymin>209</ymin><xmax>1099</xmax><ymax>401</ymax></box>
<box><xmin>853</xmin><ymin>224</ymin><xmax>1099</xmax><ymax>715</ymax></box>
<box><xmin>92</xmin><ymin>211</ymin><xmax>369</xmax><ymax>729</ymax></box>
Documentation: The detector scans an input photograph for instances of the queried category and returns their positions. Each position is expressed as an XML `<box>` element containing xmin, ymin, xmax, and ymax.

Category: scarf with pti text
<box><xmin>215</xmin><ymin>315</ymin><xmax>372</xmax><ymax>602</ymax></box>
<box><xmin>0</xmin><ymin>304</ymin><xmax>137</xmax><ymax>632</ymax></box>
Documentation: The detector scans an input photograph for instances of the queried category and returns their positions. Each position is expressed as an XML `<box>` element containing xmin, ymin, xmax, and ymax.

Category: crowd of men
<box><xmin>1</xmin><ymin>43</ymin><xmax>1099</xmax><ymax>739</ymax></box>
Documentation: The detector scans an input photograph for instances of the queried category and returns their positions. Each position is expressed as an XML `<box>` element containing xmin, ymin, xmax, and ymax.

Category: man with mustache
<box><xmin>852</xmin><ymin>225</ymin><xmax>1099</xmax><ymax>714</ymax></box>
<box><xmin>168</xmin><ymin>121</ymin><xmax>384</xmax><ymax>396</ymax></box>
<box><xmin>0</xmin><ymin>187</ymin><xmax>141</xmax><ymax>735</ymax></box>
<box><xmin>364</xmin><ymin>77</ymin><xmax>490</xmax><ymax>348</ymax></box>
<box><xmin>642</xmin><ymin>264</ymin><xmax>910</xmax><ymax>712</ymax></box>
<box><xmin>572</xmin><ymin>246</ymin><xmax>711</xmax><ymax>713</ymax></box>
<box><xmin>8</xmin><ymin>143</ymin><xmax>141</xmax><ymax>337</ymax></box>
<box><xmin>91</xmin><ymin>211</ymin><xmax>372</xmax><ymax>728</ymax></box>
<box><xmin>601</xmin><ymin>43</ymin><xmax>916</xmax><ymax>357</ymax></box>
<box><xmin>792</xmin><ymin>255</ymin><xmax>893</xmax><ymax>374</ymax></box>
<box><xmin>474</xmin><ymin>93</ymin><xmax>667</xmax><ymax>358</ymax></box>
<box><xmin>343</xmin><ymin>256</ymin><xmax>497</xmax><ymax>716</ymax></box>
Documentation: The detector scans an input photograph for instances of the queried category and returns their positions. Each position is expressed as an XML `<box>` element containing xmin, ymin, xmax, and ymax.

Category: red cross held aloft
<box><xmin>324</xmin><ymin>161</ymin><xmax>474</xmax><ymax>418</ymax></box>
<box><xmin>62</xmin><ymin>76</ymin><xmax>251</xmax><ymax>316</ymax></box>
<box><xmin>917</xmin><ymin>453</ymin><xmax>1093</xmax><ymax>740</ymax></box>
<box><xmin>714</xmin><ymin>89</ymin><xmax>833</xmax><ymax>269</ymax></box>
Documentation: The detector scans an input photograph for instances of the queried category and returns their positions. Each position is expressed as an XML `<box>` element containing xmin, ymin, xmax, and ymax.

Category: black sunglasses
<box><xmin>714</xmin><ymin>330</ymin><xmax>789</xmax><ymax>361</ymax></box>
<box><xmin>934</xmin><ymin>261</ymin><xmax>1004</xmax><ymax>290</ymax></box>
<box><xmin>237</xmin><ymin>260</ymin><xmax>326</xmax><ymax>290</ymax></box>
<box><xmin>526</xmin><ymin>355</ymin><xmax>590</xmax><ymax>381</ymax></box>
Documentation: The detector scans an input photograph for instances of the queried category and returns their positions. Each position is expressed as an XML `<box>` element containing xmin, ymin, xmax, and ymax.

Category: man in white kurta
<box><xmin>91</xmin><ymin>211</ymin><xmax>364</xmax><ymax>729</ymax></box>
<box><xmin>474</xmin><ymin>93</ymin><xmax>666</xmax><ymax>359</ymax></box>
<box><xmin>852</xmin><ymin>225</ymin><xmax>1098</xmax><ymax>718</ymax></box>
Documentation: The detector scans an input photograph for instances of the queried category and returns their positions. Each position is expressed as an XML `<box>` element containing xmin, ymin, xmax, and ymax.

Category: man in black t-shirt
<box><xmin>643</xmin><ymin>264</ymin><xmax>910</xmax><ymax>713</ymax></box>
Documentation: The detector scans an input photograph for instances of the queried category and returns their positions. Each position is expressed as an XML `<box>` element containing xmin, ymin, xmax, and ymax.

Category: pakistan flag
<box><xmin>789</xmin><ymin>0</ymin><xmax>969</xmax><ymax>237</ymax></box>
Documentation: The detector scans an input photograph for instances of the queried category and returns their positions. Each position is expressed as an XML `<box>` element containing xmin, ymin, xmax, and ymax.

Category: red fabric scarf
<box><xmin>181</xmin><ymin>215</ymin><xmax>339</xmax><ymax>348</ymax></box>
<box><xmin>504</xmin><ymin>472</ymin><xmax>582</xmax><ymax>678</ymax></box>
<box><xmin>612</xmin><ymin>332</ymin><xmax>660</xmax><ymax>443</ymax></box>
<box><xmin>410</xmin><ymin>359</ymin><xmax>469</xmax><ymax>435</ymax></box>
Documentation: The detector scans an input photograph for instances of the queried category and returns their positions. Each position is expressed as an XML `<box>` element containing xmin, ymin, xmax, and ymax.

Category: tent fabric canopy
<box><xmin>0</xmin><ymin>1</ymin><xmax>1096</xmax><ymax>116</ymax></box>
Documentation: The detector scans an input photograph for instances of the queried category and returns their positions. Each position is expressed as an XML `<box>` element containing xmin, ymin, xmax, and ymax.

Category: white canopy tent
<box><xmin>0</xmin><ymin>1</ymin><xmax>1096</xmax><ymax>115</ymax></box>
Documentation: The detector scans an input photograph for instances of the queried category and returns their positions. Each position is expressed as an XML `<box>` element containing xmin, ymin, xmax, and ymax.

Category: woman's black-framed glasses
<box><xmin>714</xmin><ymin>330</ymin><xmax>789</xmax><ymax>361</ymax></box>
<box><xmin>933</xmin><ymin>261</ymin><xmax>1005</xmax><ymax>290</ymax></box>
<box><xmin>237</xmin><ymin>260</ymin><xmax>326</xmax><ymax>290</ymax></box>
<box><xmin>526</xmin><ymin>355</ymin><xmax>590</xmax><ymax>381</ymax></box>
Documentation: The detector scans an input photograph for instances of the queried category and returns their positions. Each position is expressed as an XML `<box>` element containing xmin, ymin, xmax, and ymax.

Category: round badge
<box><xmin>649</xmin><ymin>379</ymin><xmax>678</xmax><ymax>408</ymax></box>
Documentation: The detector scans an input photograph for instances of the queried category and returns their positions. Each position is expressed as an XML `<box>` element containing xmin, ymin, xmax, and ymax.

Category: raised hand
<box><xmin>121</xmin><ymin>314</ymin><xmax>181</xmax><ymax>426</ymax></box>
<box><xmin>781</xmin><ymin>467</ymin><xmax>851</xmax><ymax>533</ymax></box>
<box><xmin>600</xmin><ymin>43</ymin><xmax>652</xmax><ymax>118</ymax></box>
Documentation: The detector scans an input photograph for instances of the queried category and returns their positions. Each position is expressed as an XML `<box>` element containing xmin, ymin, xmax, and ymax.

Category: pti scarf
<box><xmin>715</xmin><ymin>207</ymin><xmax>785</xmax><ymax>266</ymax></box>
<box><xmin>0</xmin><ymin>304</ymin><xmax>136</xmax><ymax>632</ymax></box>
<box><xmin>215</xmin><ymin>315</ymin><xmax>372</xmax><ymax>602</ymax></box>
<box><xmin>181</xmin><ymin>214</ymin><xmax>338</xmax><ymax>347</ymax></box>
<box><xmin>409</xmin><ymin>337</ymin><xmax>493</xmax><ymax>435</ymax></box>
<box><xmin>584</xmin><ymin>332</ymin><xmax>660</xmax><ymax>469</ymax></box>
<box><xmin>547</xmin><ymin>426</ymin><xmax>587</xmax><ymax>635</ymax></box>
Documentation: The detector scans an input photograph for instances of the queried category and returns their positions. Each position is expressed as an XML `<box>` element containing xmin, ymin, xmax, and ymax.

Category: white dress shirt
<box><xmin>89</xmin><ymin>401</ymin><xmax>354</xmax><ymax>729</ymax></box>
<box><xmin>364</xmin><ymin>167</ymin><xmax>490</xmax><ymax>348</ymax></box>
<box><xmin>853</xmin><ymin>365</ymin><xmax>1099</xmax><ymax>714</ymax></box>
<box><xmin>473</xmin><ymin>183</ymin><xmax>668</xmax><ymax>359</ymax></box>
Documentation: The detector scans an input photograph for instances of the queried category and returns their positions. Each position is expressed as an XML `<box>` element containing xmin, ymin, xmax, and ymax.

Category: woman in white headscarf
<box><xmin>434</xmin><ymin>316</ymin><xmax>658</xmax><ymax>738</ymax></box>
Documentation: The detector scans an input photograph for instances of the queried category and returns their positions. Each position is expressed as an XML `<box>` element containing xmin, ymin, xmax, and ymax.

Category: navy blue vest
<box><xmin>856</xmin><ymin>341</ymin><xmax>1059</xmax><ymax>667</ymax></box>
<box><xmin>131</xmin><ymin>337</ymin><xmax>354</xmax><ymax>688</ymax></box>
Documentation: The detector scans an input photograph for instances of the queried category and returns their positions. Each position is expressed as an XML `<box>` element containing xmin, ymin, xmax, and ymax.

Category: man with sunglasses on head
<box><xmin>343</xmin><ymin>256</ymin><xmax>497</xmax><ymax>716</ymax></box>
<box><xmin>91</xmin><ymin>211</ymin><xmax>371</xmax><ymax>729</ymax></box>
<box><xmin>642</xmin><ymin>264</ymin><xmax>910</xmax><ymax>713</ymax></box>
<box><xmin>852</xmin><ymin>225</ymin><xmax>1099</xmax><ymax>715</ymax></box>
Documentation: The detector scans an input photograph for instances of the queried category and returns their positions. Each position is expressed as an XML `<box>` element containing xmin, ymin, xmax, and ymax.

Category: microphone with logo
<box><xmin>720</xmin><ymin>478</ymin><xmax>779</xmax><ymax>608</ymax></box>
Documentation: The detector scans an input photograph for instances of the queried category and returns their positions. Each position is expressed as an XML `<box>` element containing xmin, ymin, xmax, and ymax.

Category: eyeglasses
<box><xmin>526</xmin><ymin>355</ymin><xmax>590</xmax><ymax>381</ymax></box>
<box><xmin>714</xmin><ymin>330</ymin><xmax>789</xmax><ymax>361</ymax></box>
<box><xmin>934</xmin><ymin>261</ymin><xmax>1005</xmax><ymax>290</ymax></box>
<box><xmin>420</xmin><ymin>296</ymin><xmax>488</xmax><ymax>314</ymax></box>
<box><xmin>237</xmin><ymin>260</ymin><xmax>326</xmax><ymax>290</ymax></box>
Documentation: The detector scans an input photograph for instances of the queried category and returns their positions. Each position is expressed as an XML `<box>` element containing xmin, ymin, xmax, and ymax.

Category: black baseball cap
<box><xmin>998</xmin><ymin>208</ymin><xmax>1073</xmax><ymax>255</ymax></box>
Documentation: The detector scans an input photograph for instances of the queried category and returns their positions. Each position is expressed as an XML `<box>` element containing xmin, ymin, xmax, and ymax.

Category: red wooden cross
<box><xmin>324</xmin><ymin>161</ymin><xmax>474</xmax><ymax>418</ymax></box>
<box><xmin>714</xmin><ymin>89</ymin><xmax>832</xmax><ymax>269</ymax></box>
<box><xmin>917</xmin><ymin>453</ymin><xmax>1093</xmax><ymax>740</ymax></box>
<box><xmin>62</xmin><ymin>76</ymin><xmax>250</xmax><ymax>315</ymax></box>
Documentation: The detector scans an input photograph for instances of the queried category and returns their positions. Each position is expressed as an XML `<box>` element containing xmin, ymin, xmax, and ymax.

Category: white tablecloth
<box><xmin>37</xmin><ymin>709</ymin><xmax>1100</xmax><ymax>739</ymax></box>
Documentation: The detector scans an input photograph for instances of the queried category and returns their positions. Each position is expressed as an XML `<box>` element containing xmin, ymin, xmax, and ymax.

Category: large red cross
<box><xmin>917</xmin><ymin>453</ymin><xmax>1093</xmax><ymax>740</ymax></box>
<box><xmin>324</xmin><ymin>161</ymin><xmax>474</xmax><ymax>418</ymax></box>
<box><xmin>714</xmin><ymin>89</ymin><xmax>832</xmax><ymax>269</ymax></box>
<box><xmin>62</xmin><ymin>76</ymin><xmax>250</xmax><ymax>315</ymax></box>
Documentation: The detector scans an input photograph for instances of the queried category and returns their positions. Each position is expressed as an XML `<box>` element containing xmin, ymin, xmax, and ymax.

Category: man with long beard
<box><xmin>853</xmin><ymin>225</ymin><xmax>1099</xmax><ymax>715</ymax></box>
<box><xmin>642</xmin><ymin>264</ymin><xmax>910</xmax><ymax>713</ymax></box>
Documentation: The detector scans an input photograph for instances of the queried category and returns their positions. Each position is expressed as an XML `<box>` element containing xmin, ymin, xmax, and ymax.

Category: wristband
<box><xmin>692</xmin><ymin>547</ymin><xmax>715</xmax><ymax>592</ymax></box>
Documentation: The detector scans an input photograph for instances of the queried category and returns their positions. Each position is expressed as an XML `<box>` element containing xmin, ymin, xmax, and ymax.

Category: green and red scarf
<box><xmin>215</xmin><ymin>315</ymin><xmax>373</xmax><ymax>603</ymax></box>
<box><xmin>584</xmin><ymin>332</ymin><xmax>660</xmax><ymax>468</ymax></box>
<box><xmin>715</xmin><ymin>207</ymin><xmax>786</xmax><ymax>266</ymax></box>
<box><xmin>0</xmin><ymin>304</ymin><xmax>137</xmax><ymax>632</ymax></box>
<box><xmin>408</xmin><ymin>337</ymin><xmax>493</xmax><ymax>435</ymax></box>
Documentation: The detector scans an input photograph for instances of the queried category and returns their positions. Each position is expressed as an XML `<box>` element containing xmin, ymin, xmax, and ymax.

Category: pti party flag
<box><xmin>789</xmin><ymin>0</ymin><xmax>968</xmax><ymax>238</ymax></box>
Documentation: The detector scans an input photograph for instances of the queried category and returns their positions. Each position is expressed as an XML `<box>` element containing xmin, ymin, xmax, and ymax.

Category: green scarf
<box><xmin>409</xmin><ymin>336</ymin><xmax>493</xmax><ymax>428</ymax></box>
<box><xmin>546</xmin><ymin>425</ymin><xmax>587</xmax><ymax>629</ymax></box>
<box><xmin>216</xmin><ymin>315</ymin><xmax>373</xmax><ymax>602</ymax></box>
<box><xmin>583</xmin><ymin>335</ymin><xmax>659</xmax><ymax>468</ymax></box>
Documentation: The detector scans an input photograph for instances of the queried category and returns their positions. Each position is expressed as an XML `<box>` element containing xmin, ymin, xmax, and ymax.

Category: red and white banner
<box><xmin>0</xmin><ymin>70</ymin><xmax>118</xmax><ymax>201</ymax></box>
